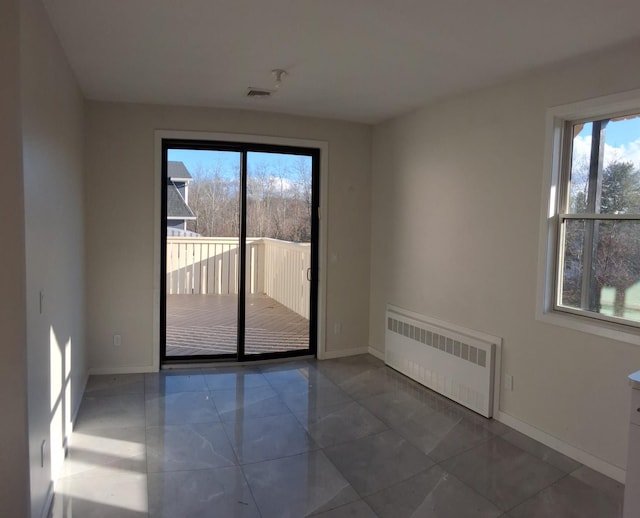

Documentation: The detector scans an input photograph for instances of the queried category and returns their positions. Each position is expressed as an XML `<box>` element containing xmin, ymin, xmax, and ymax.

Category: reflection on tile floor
<box><xmin>50</xmin><ymin>355</ymin><xmax>625</xmax><ymax>517</ymax></box>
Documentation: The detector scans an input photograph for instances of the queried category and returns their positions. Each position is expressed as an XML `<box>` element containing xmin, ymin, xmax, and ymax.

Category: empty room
<box><xmin>3</xmin><ymin>0</ymin><xmax>640</xmax><ymax>516</ymax></box>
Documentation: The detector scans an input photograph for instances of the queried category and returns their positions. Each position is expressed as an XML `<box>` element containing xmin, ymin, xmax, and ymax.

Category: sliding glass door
<box><xmin>160</xmin><ymin>139</ymin><xmax>319</xmax><ymax>362</ymax></box>
<box><xmin>244</xmin><ymin>151</ymin><xmax>316</xmax><ymax>356</ymax></box>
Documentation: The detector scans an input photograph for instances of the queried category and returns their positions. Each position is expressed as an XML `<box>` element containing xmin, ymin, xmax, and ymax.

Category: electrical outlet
<box><xmin>504</xmin><ymin>374</ymin><xmax>514</xmax><ymax>392</ymax></box>
<box><xmin>113</xmin><ymin>334</ymin><xmax>122</xmax><ymax>347</ymax></box>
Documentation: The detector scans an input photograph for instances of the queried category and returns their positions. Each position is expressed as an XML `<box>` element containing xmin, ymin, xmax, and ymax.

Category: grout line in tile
<box><xmin>238</xmin><ymin>464</ymin><xmax>264</xmax><ymax>518</ymax></box>
<box><xmin>437</xmin><ymin>468</ymin><xmax>506</xmax><ymax>516</ymax></box>
<box><xmin>501</xmin><ymin>472</ymin><xmax>572</xmax><ymax>515</ymax></box>
<box><xmin>430</xmin><ymin>432</ymin><xmax>497</xmax><ymax>466</ymax></box>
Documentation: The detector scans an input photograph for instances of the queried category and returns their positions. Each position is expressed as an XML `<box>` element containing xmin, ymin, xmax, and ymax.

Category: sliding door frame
<box><xmin>156</xmin><ymin>132</ymin><xmax>325</xmax><ymax>366</ymax></box>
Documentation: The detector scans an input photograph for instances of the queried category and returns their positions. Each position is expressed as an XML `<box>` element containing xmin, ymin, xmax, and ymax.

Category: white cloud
<box><xmin>573</xmin><ymin>135</ymin><xmax>640</xmax><ymax>169</ymax></box>
<box><xmin>269</xmin><ymin>175</ymin><xmax>293</xmax><ymax>192</ymax></box>
<box><xmin>604</xmin><ymin>138</ymin><xmax>640</xmax><ymax>168</ymax></box>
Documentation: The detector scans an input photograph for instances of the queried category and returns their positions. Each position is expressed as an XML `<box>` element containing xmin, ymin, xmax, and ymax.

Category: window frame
<box><xmin>537</xmin><ymin>90</ymin><xmax>640</xmax><ymax>345</ymax></box>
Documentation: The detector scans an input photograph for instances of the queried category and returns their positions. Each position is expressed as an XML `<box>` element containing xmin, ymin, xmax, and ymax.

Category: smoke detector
<box><xmin>272</xmin><ymin>69</ymin><xmax>287</xmax><ymax>89</ymax></box>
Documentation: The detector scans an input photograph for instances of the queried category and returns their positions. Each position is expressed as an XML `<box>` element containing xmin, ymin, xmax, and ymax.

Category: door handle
<box><xmin>306</xmin><ymin>268</ymin><xmax>312</xmax><ymax>282</ymax></box>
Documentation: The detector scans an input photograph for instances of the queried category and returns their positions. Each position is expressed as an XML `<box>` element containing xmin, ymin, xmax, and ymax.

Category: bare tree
<box><xmin>186</xmin><ymin>158</ymin><xmax>312</xmax><ymax>243</ymax></box>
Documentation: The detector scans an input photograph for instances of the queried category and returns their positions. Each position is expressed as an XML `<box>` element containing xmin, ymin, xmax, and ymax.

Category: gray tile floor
<box><xmin>51</xmin><ymin>355</ymin><xmax>625</xmax><ymax>517</ymax></box>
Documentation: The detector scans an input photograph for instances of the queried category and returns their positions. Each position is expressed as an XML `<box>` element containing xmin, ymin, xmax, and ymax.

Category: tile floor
<box><xmin>50</xmin><ymin>354</ymin><xmax>625</xmax><ymax>517</ymax></box>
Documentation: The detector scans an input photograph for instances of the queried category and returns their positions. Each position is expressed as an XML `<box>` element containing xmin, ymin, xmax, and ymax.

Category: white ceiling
<box><xmin>42</xmin><ymin>0</ymin><xmax>640</xmax><ymax>124</ymax></box>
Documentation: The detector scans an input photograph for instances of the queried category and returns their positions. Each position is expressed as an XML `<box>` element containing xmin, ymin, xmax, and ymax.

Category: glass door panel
<box><xmin>244</xmin><ymin>151</ymin><xmax>313</xmax><ymax>355</ymax></box>
<box><xmin>164</xmin><ymin>148</ymin><xmax>241</xmax><ymax>358</ymax></box>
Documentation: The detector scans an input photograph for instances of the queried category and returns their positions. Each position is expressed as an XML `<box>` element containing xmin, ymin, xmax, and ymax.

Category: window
<box><xmin>555</xmin><ymin>111</ymin><xmax>640</xmax><ymax>326</ymax></box>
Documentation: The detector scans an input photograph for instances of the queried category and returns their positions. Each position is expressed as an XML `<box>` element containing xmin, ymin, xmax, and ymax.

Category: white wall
<box><xmin>85</xmin><ymin>102</ymin><xmax>371</xmax><ymax>370</ymax></box>
<box><xmin>21</xmin><ymin>0</ymin><xmax>87</xmax><ymax>515</ymax></box>
<box><xmin>0</xmin><ymin>0</ymin><xmax>29</xmax><ymax>514</ymax></box>
<box><xmin>370</xmin><ymin>39</ymin><xmax>640</xmax><ymax>472</ymax></box>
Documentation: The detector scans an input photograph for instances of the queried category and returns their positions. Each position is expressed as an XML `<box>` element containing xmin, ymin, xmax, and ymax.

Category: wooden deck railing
<box><xmin>166</xmin><ymin>237</ymin><xmax>311</xmax><ymax>319</ymax></box>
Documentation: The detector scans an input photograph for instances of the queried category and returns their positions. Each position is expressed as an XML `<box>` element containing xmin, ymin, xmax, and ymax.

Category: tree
<box><xmin>186</xmin><ymin>163</ymin><xmax>240</xmax><ymax>237</ymax></box>
<box><xmin>594</xmin><ymin>161</ymin><xmax>640</xmax><ymax>316</ymax></box>
<box><xmin>563</xmin><ymin>160</ymin><xmax>640</xmax><ymax>317</ymax></box>
<box><xmin>600</xmin><ymin>160</ymin><xmax>640</xmax><ymax>214</ymax></box>
<box><xmin>185</xmin><ymin>158</ymin><xmax>312</xmax><ymax>243</ymax></box>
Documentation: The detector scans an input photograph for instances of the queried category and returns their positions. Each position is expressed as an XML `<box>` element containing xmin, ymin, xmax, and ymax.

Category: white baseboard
<box><xmin>496</xmin><ymin>411</ymin><xmax>626</xmax><ymax>483</ymax></box>
<box><xmin>45</xmin><ymin>369</ymin><xmax>90</xmax><ymax>518</ymax></box>
<box><xmin>88</xmin><ymin>365</ymin><xmax>156</xmax><ymax>375</ymax></box>
<box><xmin>72</xmin><ymin>370</ymin><xmax>89</xmax><ymax>425</ymax></box>
<box><xmin>367</xmin><ymin>346</ymin><xmax>384</xmax><ymax>361</ymax></box>
<box><xmin>318</xmin><ymin>346</ymin><xmax>369</xmax><ymax>360</ymax></box>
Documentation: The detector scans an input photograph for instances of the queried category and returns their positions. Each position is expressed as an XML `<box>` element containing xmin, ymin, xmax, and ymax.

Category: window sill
<box><xmin>536</xmin><ymin>308</ymin><xmax>640</xmax><ymax>346</ymax></box>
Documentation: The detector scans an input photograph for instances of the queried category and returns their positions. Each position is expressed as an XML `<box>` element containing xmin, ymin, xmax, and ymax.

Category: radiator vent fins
<box><xmin>387</xmin><ymin>316</ymin><xmax>487</xmax><ymax>368</ymax></box>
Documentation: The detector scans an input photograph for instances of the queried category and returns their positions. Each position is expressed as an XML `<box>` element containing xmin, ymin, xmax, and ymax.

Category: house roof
<box><xmin>167</xmin><ymin>183</ymin><xmax>196</xmax><ymax>220</ymax></box>
<box><xmin>168</xmin><ymin>161</ymin><xmax>192</xmax><ymax>181</ymax></box>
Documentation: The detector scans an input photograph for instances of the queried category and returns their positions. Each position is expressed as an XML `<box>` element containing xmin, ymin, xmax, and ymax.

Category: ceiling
<box><xmin>42</xmin><ymin>0</ymin><xmax>640</xmax><ymax>124</ymax></box>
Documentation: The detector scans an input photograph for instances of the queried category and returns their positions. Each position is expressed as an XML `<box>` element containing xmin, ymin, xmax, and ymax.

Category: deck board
<box><xmin>166</xmin><ymin>294</ymin><xmax>310</xmax><ymax>356</ymax></box>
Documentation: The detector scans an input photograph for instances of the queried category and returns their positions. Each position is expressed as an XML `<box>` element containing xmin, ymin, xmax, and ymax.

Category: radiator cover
<box><xmin>385</xmin><ymin>304</ymin><xmax>500</xmax><ymax>418</ymax></box>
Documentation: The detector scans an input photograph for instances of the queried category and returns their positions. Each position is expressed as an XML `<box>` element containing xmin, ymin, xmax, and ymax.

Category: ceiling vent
<box><xmin>246</xmin><ymin>87</ymin><xmax>274</xmax><ymax>98</ymax></box>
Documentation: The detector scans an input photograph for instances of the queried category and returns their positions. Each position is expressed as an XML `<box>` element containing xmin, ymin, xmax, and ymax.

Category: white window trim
<box><xmin>536</xmin><ymin>88</ymin><xmax>640</xmax><ymax>346</ymax></box>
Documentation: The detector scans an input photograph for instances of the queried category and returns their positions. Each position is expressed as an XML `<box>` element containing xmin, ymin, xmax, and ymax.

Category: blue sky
<box><xmin>573</xmin><ymin>114</ymin><xmax>640</xmax><ymax>169</ymax></box>
<box><xmin>605</xmin><ymin>116</ymin><xmax>640</xmax><ymax>147</ymax></box>
<box><xmin>168</xmin><ymin>148</ymin><xmax>311</xmax><ymax>181</ymax></box>
<box><xmin>575</xmin><ymin>116</ymin><xmax>640</xmax><ymax>146</ymax></box>
<box><xmin>168</xmin><ymin>149</ymin><xmax>239</xmax><ymax>178</ymax></box>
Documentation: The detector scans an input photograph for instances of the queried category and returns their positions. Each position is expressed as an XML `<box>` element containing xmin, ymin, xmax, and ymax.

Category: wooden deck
<box><xmin>166</xmin><ymin>294</ymin><xmax>310</xmax><ymax>356</ymax></box>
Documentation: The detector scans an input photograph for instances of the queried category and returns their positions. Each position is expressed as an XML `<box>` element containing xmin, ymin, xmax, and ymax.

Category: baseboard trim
<box><xmin>367</xmin><ymin>346</ymin><xmax>384</xmax><ymax>361</ymax></box>
<box><xmin>495</xmin><ymin>411</ymin><xmax>626</xmax><ymax>483</ymax></box>
<box><xmin>318</xmin><ymin>346</ymin><xmax>369</xmax><ymax>360</ymax></box>
<box><xmin>45</xmin><ymin>370</ymin><xmax>90</xmax><ymax>518</ymax></box>
<box><xmin>88</xmin><ymin>365</ymin><xmax>156</xmax><ymax>375</ymax></box>
<box><xmin>72</xmin><ymin>370</ymin><xmax>89</xmax><ymax>425</ymax></box>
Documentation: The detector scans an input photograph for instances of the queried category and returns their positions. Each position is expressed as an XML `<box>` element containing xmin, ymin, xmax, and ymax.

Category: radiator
<box><xmin>385</xmin><ymin>304</ymin><xmax>500</xmax><ymax>418</ymax></box>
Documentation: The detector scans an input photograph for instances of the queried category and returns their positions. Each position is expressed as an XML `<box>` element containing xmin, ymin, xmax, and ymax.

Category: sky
<box><xmin>167</xmin><ymin>148</ymin><xmax>312</xmax><ymax>184</ymax></box>
<box><xmin>572</xmin><ymin>115</ymin><xmax>640</xmax><ymax>170</ymax></box>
